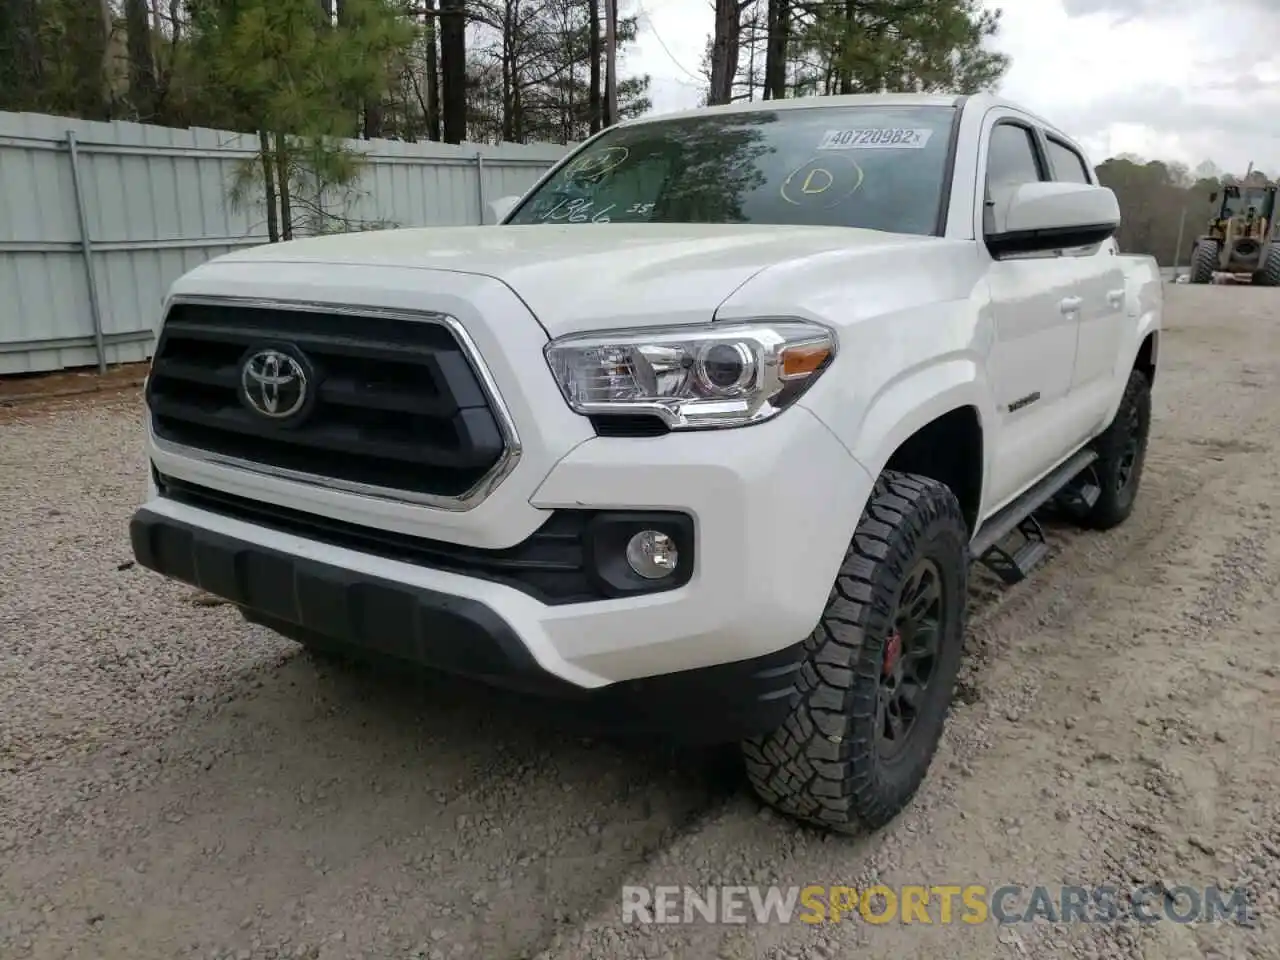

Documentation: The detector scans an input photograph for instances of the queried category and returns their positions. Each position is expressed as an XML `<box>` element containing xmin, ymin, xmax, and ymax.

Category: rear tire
<box><xmin>1077</xmin><ymin>369</ymin><xmax>1151</xmax><ymax>531</ymax></box>
<box><xmin>1190</xmin><ymin>241</ymin><xmax>1217</xmax><ymax>284</ymax></box>
<box><xmin>741</xmin><ymin>471</ymin><xmax>968</xmax><ymax>834</ymax></box>
<box><xmin>1255</xmin><ymin>244</ymin><xmax>1280</xmax><ymax>287</ymax></box>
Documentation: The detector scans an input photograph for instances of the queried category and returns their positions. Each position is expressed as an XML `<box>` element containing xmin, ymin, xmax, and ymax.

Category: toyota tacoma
<box><xmin>130</xmin><ymin>93</ymin><xmax>1162</xmax><ymax>834</ymax></box>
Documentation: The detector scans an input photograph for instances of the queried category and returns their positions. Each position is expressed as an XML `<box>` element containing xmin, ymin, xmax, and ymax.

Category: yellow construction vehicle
<box><xmin>1188</xmin><ymin>178</ymin><xmax>1280</xmax><ymax>285</ymax></box>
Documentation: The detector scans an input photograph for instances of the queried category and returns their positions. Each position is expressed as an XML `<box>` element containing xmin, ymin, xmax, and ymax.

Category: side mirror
<box><xmin>487</xmin><ymin>195</ymin><xmax>520</xmax><ymax>224</ymax></box>
<box><xmin>985</xmin><ymin>181</ymin><xmax>1120</xmax><ymax>258</ymax></box>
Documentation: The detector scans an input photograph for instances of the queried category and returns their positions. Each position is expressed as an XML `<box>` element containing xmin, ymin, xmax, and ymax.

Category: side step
<box><xmin>970</xmin><ymin>448</ymin><xmax>1098</xmax><ymax>585</ymax></box>
<box><xmin>1054</xmin><ymin>463</ymin><xmax>1101</xmax><ymax>514</ymax></box>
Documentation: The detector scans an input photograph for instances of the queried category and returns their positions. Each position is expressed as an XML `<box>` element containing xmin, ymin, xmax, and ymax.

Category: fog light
<box><xmin>625</xmin><ymin>530</ymin><xmax>679</xmax><ymax>579</ymax></box>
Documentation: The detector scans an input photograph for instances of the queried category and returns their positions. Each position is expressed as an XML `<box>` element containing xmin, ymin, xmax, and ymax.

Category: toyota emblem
<box><xmin>240</xmin><ymin>348</ymin><xmax>309</xmax><ymax>420</ymax></box>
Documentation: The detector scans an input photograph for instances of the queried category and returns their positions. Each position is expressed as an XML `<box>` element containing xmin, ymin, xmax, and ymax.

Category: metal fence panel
<box><xmin>0</xmin><ymin>111</ymin><xmax>571</xmax><ymax>376</ymax></box>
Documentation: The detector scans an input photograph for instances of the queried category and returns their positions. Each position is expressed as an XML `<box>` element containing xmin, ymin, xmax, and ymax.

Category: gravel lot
<box><xmin>2</xmin><ymin>284</ymin><xmax>1279</xmax><ymax>960</ymax></box>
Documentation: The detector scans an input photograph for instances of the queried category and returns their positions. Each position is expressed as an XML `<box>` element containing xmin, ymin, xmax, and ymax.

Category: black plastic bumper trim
<box><xmin>129</xmin><ymin>508</ymin><xmax>804</xmax><ymax>743</ymax></box>
<box><xmin>129</xmin><ymin>507</ymin><xmax>538</xmax><ymax>676</ymax></box>
<box><xmin>152</xmin><ymin>471</ymin><xmax>694</xmax><ymax>605</ymax></box>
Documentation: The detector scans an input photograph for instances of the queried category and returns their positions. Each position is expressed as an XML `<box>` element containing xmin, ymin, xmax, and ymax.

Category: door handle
<box><xmin>1107</xmin><ymin>289</ymin><xmax>1125</xmax><ymax>307</ymax></box>
<box><xmin>1059</xmin><ymin>296</ymin><xmax>1083</xmax><ymax>314</ymax></box>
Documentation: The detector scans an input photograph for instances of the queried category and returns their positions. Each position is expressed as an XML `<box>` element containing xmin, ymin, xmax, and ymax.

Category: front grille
<box><xmin>147</xmin><ymin>301</ymin><xmax>510</xmax><ymax>500</ymax></box>
<box><xmin>154</xmin><ymin>472</ymin><xmax>602</xmax><ymax>605</ymax></box>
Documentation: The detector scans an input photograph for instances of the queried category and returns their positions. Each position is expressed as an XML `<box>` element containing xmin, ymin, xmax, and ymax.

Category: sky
<box><xmin>624</xmin><ymin>0</ymin><xmax>1280</xmax><ymax>176</ymax></box>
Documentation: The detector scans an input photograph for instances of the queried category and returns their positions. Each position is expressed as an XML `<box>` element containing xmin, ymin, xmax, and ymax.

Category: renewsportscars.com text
<box><xmin>621</xmin><ymin>884</ymin><xmax>1254</xmax><ymax>926</ymax></box>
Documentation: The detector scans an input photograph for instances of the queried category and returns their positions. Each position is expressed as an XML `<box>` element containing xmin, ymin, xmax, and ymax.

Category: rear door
<box><xmin>1042</xmin><ymin>134</ymin><xmax>1128</xmax><ymax>436</ymax></box>
<box><xmin>981</xmin><ymin>114</ymin><xmax>1087</xmax><ymax>509</ymax></box>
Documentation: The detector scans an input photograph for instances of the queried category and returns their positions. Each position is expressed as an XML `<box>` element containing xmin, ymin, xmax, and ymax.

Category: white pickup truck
<box><xmin>130</xmin><ymin>93</ymin><xmax>1161</xmax><ymax>834</ymax></box>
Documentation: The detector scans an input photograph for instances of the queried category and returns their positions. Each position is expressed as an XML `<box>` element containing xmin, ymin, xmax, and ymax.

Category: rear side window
<box><xmin>1046</xmin><ymin>138</ymin><xmax>1092</xmax><ymax>184</ymax></box>
<box><xmin>986</xmin><ymin>124</ymin><xmax>1043</xmax><ymax>187</ymax></box>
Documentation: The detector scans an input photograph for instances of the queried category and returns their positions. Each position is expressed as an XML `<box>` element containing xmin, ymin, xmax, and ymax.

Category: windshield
<box><xmin>1225</xmin><ymin>188</ymin><xmax>1269</xmax><ymax>217</ymax></box>
<box><xmin>506</xmin><ymin>105</ymin><xmax>959</xmax><ymax>237</ymax></box>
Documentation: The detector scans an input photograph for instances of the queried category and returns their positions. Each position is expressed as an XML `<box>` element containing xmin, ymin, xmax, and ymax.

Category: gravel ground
<box><xmin>2</xmin><ymin>284</ymin><xmax>1279</xmax><ymax>960</ymax></box>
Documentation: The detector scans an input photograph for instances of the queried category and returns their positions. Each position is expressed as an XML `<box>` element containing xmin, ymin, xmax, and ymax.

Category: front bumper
<box><xmin>131</xmin><ymin>405</ymin><xmax>872</xmax><ymax>734</ymax></box>
<box><xmin>130</xmin><ymin>507</ymin><xmax>810</xmax><ymax>743</ymax></box>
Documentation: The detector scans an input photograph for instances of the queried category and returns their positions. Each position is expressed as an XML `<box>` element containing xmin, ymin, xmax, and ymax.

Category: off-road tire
<box><xmin>741</xmin><ymin>471</ymin><xmax>968</xmax><ymax>834</ymax></box>
<box><xmin>1077</xmin><ymin>369</ymin><xmax>1152</xmax><ymax>530</ymax></box>
<box><xmin>1189</xmin><ymin>241</ymin><xmax>1217</xmax><ymax>284</ymax></box>
<box><xmin>1255</xmin><ymin>244</ymin><xmax>1280</xmax><ymax>287</ymax></box>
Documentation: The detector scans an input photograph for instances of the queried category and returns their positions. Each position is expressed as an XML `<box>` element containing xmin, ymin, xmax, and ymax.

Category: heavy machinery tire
<box><xmin>1189</xmin><ymin>241</ymin><xmax>1217</xmax><ymax>284</ymax></box>
<box><xmin>742</xmin><ymin>471</ymin><xmax>968</xmax><ymax>834</ymax></box>
<box><xmin>1076</xmin><ymin>369</ymin><xmax>1152</xmax><ymax>531</ymax></box>
<box><xmin>1256</xmin><ymin>244</ymin><xmax>1280</xmax><ymax>287</ymax></box>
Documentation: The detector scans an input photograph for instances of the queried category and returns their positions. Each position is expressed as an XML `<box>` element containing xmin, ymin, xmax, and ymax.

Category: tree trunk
<box><xmin>0</xmin><ymin>0</ymin><xmax>44</xmax><ymax>111</ymax></box>
<box><xmin>603</xmin><ymin>0</ymin><xmax>617</xmax><ymax>126</ymax></box>
<box><xmin>587</xmin><ymin>0</ymin><xmax>601</xmax><ymax>134</ymax></box>
<box><xmin>332</xmin><ymin>0</ymin><xmax>381</xmax><ymax>139</ymax></box>
<box><xmin>836</xmin><ymin>0</ymin><xmax>855</xmax><ymax>95</ymax></box>
<box><xmin>439</xmin><ymin>0</ymin><xmax>467</xmax><ymax>144</ymax></box>
<box><xmin>363</xmin><ymin>99</ymin><xmax>385</xmax><ymax>139</ymax></box>
<box><xmin>64</xmin><ymin>0</ymin><xmax>113</xmax><ymax>119</ymax></box>
<box><xmin>565</xmin><ymin>55</ymin><xmax>575</xmax><ymax>143</ymax></box>
<box><xmin>423</xmin><ymin>0</ymin><xmax>441</xmax><ymax>141</ymax></box>
<box><xmin>259</xmin><ymin>131</ymin><xmax>280</xmax><ymax>244</ymax></box>
<box><xmin>124</xmin><ymin>0</ymin><xmax>157</xmax><ymax>120</ymax></box>
<box><xmin>501</xmin><ymin>3</ymin><xmax>515</xmax><ymax>141</ymax></box>
<box><xmin>274</xmin><ymin>132</ymin><xmax>294</xmax><ymax>241</ymax></box>
<box><xmin>708</xmin><ymin>0</ymin><xmax>741</xmax><ymax>106</ymax></box>
<box><xmin>763</xmin><ymin>0</ymin><xmax>788</xmax><ymax>101</ymax></box>
<box><xmin>511</xmin><ymin>81</ymin><xmax>523</xmax><ymax>142</ymax></box>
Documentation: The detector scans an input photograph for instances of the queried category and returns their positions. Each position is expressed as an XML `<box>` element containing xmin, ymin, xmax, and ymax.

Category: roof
<box><xmin>623</xmin><ymin>92</ymin><xmax>967</xmax><ymax>127</ymax></box>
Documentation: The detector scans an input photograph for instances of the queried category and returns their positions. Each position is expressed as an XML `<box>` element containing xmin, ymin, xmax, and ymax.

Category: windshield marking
<box><xmin>817</xmin><ymin>128</ymin><xmax>934</xmax><ymax>150</ymax></box>
<box><xmin>565</xmin><ymin>146</ymin><xmax>630</xmax><ymax>180</ymax></box>
<box><xmin>780</xmin><ymin>156</ymin><xmax>865</xmax><ymax>208</ymax></box>
<box><xmin>537</xmin><ymin>197</ymin><xmax>617</xmax><ymax>223</ymax></box>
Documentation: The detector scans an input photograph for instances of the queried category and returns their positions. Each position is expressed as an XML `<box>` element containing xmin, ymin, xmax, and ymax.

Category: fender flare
<box><xmin>826</xmin><ymin>356</ymin><xmax>996</xmax><ymax>517</ymax></box>
<box><xmin>1102</xmin><ymin>316</ymin><xmax>1160</xmax><ymax>426</ymax></box>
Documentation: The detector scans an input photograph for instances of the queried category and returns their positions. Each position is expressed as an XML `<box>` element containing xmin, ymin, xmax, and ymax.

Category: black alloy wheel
<box><xmin>876</xmin><ymin>558</ymin><xmax>945</xmax><ymax>761</ymax></box>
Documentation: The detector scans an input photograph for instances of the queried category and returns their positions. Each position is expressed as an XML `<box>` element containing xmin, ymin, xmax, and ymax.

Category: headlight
<box><xmin>543</xmin><ymin>321</ymin><xmax>836</xmax><ymax>430</ymax></box>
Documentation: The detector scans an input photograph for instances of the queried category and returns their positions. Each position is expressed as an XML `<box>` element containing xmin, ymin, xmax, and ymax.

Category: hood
<box><xmin>214</xmin><ymin>223</ymin><xmax>938</xmax><ymax>337</ymax></box>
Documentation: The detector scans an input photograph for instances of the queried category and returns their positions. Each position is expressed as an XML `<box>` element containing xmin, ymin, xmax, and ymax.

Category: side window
<box><xmin>1046</xmin><ymin>138</ymin><xmax>1092</xmax><ymax>184</ymax></box>
<box><xmin>986</xmin><ymin>123</ymin><xmax>1044</xmax><ymax>189</ymax></box>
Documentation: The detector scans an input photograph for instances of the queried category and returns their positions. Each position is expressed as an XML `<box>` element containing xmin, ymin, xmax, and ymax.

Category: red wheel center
<box><xmin>883</xmin><ymin>631</ymin><xmax>903</xmax><ymax>675</ymax></box>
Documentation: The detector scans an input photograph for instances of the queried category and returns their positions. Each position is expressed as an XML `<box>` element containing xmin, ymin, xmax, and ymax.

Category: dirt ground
<box><xmin>1</xmin><ymin>285</ymin><xmax>1277</xmax><ymax>960</ymax></box>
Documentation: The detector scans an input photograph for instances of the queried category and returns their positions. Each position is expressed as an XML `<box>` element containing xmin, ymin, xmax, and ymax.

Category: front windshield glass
<box><xmin>1225</xmin><ymin>188</ymin><xmax>1267</xmax><ymax>216</ymax></box>
<box><xmin>506</xmin><ymin>105</ymin><xmax>959</xmax><ymax>237</ymax></box>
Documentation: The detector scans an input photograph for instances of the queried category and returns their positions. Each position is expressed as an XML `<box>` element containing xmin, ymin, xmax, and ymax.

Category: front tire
<box><xmin>1189</xmin><ymin>241</ymin><xmax>1217</xmax><ymax>284</ymax></box>
<box><xmin>1255</xmin><ymin>244</ymin><xmax>1280</xmax><ymax>287</ymax></box>
<box><xmin>741</xmin><ymin>471</ymin><xmax>968</xmax><ymax>834</ymax></box>
<box><xmin>1077</xmin><ymin>369</ymin><xmax>1152</xmax><ymax>530</ymax></box>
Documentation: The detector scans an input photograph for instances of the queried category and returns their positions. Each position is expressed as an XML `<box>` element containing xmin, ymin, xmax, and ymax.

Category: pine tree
<box><xmin>187</xmin><ymin>0</ymin><xmax>414</xmax><ymax>240</ymax></box>
<box><xmin>797</xmin><ymin>0</ymin><xmax>1009</xmax><ymax>97</ymax></box>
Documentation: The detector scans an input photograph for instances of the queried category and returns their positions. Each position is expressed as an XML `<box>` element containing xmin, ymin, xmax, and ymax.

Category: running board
<box><xmin>1053</xmin><ymin>463</ymin><xmax>1101</xmax><ymax>514</ymax></box>
<box><xmin>970</xmin><ymin>448</ymin><xmax>1098</xmax><ymax>584</ymax></box>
